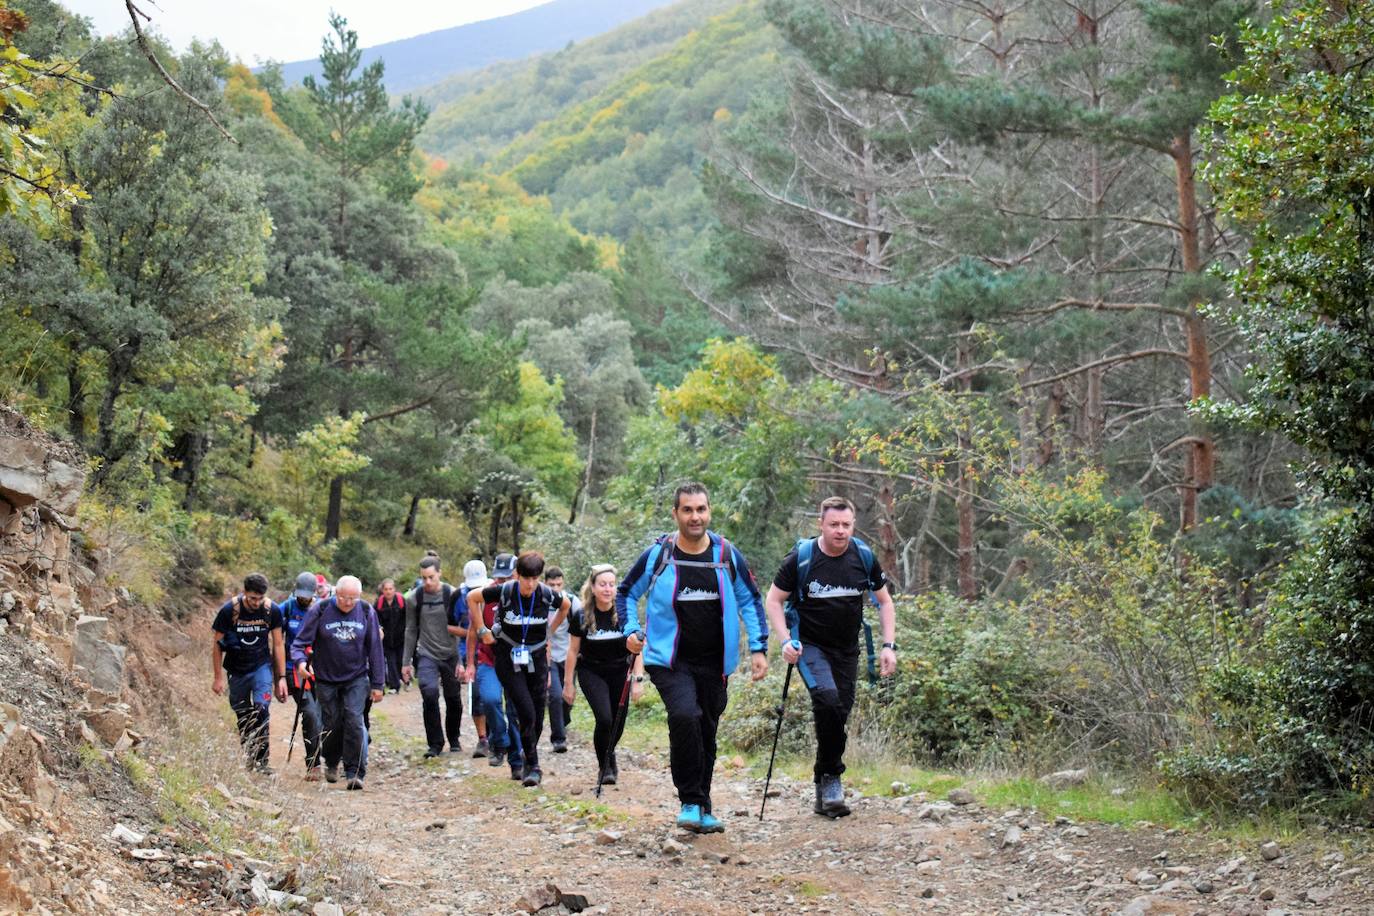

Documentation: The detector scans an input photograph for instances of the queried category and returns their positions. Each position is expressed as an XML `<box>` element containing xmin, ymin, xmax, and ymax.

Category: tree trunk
<box><xmin>1171</xmin><ymin>132</ymin><xmax>1215</xmax><ymax>531</ymax></box>
<box><xmin>570</xmin><ymin>409</ymin><xmax>597</xmax><ymax>525</ymax></box>
<box><xmin>325</xmin><ymin>476</ymin><xmax>343</xmax><ymax>543</ymax></box>
<box><xmin>403</xmin><ymin>494</ymin><xmax>420</xmax><ymax>537</ymax></box>
<box><xmin>510</xmin><ymin>495</ymin><xmax>524</xmax><ymax>553</ymax></box>
<box><xmin>93</xmin><ymin>342</ymin><xmax>138</xmax><ymax>482</ymax></box>
<box><xmin>1084</xmin><ymin>365</ymin><xmax>1105</xmax><ymax>462</ymax></box>
<box><xmin>66</xmin><ymin>361</ymin><xmax>85</xmax><ymax>445</ymax></box>
<box><xmin>956</xmin><ymin>338</ymin><xmax>977</xmax><ymax>601</ymax></box>
<box><xmin>876</xmin><ymin>480</ymin><xmax>900</xmax><ymax>589</ymax></box>
<box><xmin>1037</xmin><ymin>381</ymin><xmax>1065</xmax><ymax>468</ymax></box>
<box><xmin>489</xmin><ymin>504</ymin><xmax>504</xmax><ymax>557</ymax></box>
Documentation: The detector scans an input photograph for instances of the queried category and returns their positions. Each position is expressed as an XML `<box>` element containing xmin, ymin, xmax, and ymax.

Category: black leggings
<box><xmin>577</xmin><ymin>661</ymin><xmax>630</xmax><ymax>769</ymax></box>
<box><xmin>493</xmin><ymin>643</ymin><xmax>548</xmax><ymax>770</ymax></box>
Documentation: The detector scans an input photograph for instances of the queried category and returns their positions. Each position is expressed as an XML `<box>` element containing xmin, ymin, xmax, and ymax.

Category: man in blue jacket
<box><xmin>279</xmin><ymin>571</ymin><xmax>324</xmax><ymax>780</ymax></box>
<box><xmin>617</xmin><ymin>481</ymin><xmax>769</xmax><ymax>833</ymax></box>
<box><xmin>290</xmin><ymin>575</ymin><xmax>385</xmax><ymax>790</ymax></box>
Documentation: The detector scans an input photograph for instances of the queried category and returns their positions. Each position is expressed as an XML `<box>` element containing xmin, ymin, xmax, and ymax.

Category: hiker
<box><xmin>314</xmin><ymin>573</ymin><xmax>331</xmax><ymax>601</ymax></box>
<box><xmin>463</xmin><ymin>553</ymin><xmax>525</xmax><ymax>780</ymax></box>
<box><xmin>375</xmin><ymin>578</ymin><xmax>407</xmax><ymax>694</ymax></box>
<box><xmin>466</xmin><ymin>551</ymin><xmax>571</xmax><ymax>787</ymax></box>
<box><xmin>290</xmin><ymin>575</ymin><xmax>385</xmax><ymax>790</ymax></box>
<box><xmin>617</xmin><ymin>482</ymin><xmax>768</xmax><ymax>833</ymax></box>
<box><xmin>563</xmin><ymin>563</ymin><xmax>644</xmax><ymax>785</ymax></box>
<box><xmin>764</xmin><ymin>496</ymin><xmax>898</xmax><ymax>818</ymax></box>
<box><xmin>211</xmin><ymin>573</ymin><xmax>288</xmax><ymax>774</ymax></box>
<box><xmin>403</xmin><ymin>556</ymin><xmax>466</xmax><ymax>758</ymax></box>
<box><xmin>455</xmin><ymin>560</ymin><xmax>490</xmax><ymax>758</ymax></box>
<box><xmin>279</xmin><ymin>571</ymin><xmax>325</xmax><ymax>779</ymax></box>
<box><xmin>543</xmin><ymin>565</ymin><xmax>576</xmax><ymax>754</ymax></box>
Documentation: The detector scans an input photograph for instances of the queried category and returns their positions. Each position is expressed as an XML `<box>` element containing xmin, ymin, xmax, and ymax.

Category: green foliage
<box><xmin>0</xmin><ymin>1</ymin><xmax>87</xmax><ymax>227</ymax></box>
<box><xmin>331</xmin><ymin>535</ymin><xmax>381</xmax><ymax>589</ymax></box>
<box><xmin>1163</xmin><ymin>0</ymin><xmax>1374</xmax><ymax>808</ymax></box>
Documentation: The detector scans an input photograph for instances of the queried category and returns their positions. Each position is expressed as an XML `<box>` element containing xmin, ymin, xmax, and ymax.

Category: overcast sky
<box><xmin>59</xmin><ymin>1</ymin><xmax>550</xmax><ymax>64</ymax></box>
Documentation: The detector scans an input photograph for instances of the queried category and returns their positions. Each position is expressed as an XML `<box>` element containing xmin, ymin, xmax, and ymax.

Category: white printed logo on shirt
<box><xmin>807</xmin><ymin>581</ymin><xmax>864</xmax><ymax>599</ymax></box>
<box><xmin>676</xmin><ymin>586</ymin><xmax>720</xmax><ymax>602</ymax></box>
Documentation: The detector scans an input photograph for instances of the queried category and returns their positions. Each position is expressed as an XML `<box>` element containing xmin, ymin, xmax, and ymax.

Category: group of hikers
<box><xmin>210</xmin><ymin>483</ymin><xmax>898</xmax><ymax>830</ymax></box>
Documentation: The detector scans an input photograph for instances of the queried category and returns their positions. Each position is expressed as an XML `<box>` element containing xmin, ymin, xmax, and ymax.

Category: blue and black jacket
<box><xmin>615</xmin><ymin>530</ymin><xmax>768</xmax><ymax>674</ymax></box>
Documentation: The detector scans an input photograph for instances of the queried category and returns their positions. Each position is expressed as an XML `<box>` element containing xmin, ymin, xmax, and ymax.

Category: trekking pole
<box><xmin>286</xmin><ymin>704</ymin><xmax>302</xmax><ymax>763</ymax></box>
<box><xmin>595</xmin><ymin>660</ymin><xmax>637</xmax><ymax>800</ymax></box>
<box><xmin>758</xmin><ymin>663</ymin><xmax>794</xmax><ymax>821</ymax></box>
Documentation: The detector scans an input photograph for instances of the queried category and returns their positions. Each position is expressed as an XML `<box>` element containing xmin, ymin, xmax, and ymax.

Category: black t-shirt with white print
<box><xmin>212</xmin><ymin>597</ymin><xmax>283</xmax><ymax>675</ymax></box>
<box><xmin>480</xmin><ymin>581</ymin><xmax>563</xmax><ymax>648</ymax></box>
<box><xmin>773</xmin><ymin>541</ymin><xmax>886</xmax><ymax>652</ymax></box>
<box><xmin>671</xmin><ymin>543</ymin><xmax>725</xmax><ymax>669</ymax></box>
<box><xmin>568</xmin><ymin>605</ymin><xmax>630</xmax><ymax>669</ymax></box>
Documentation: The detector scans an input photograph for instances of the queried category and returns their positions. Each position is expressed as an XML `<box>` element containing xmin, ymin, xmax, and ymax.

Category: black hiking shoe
<box><xmin>552</xmin><ymin>739</ymin><xmax>568</xmax><ymax>753</ymax></box>
<box><xmin>423</xmin><ymin>747</ymin><xmax>443</xmax><ymax>759</ymax></box>
<box><xmin>510</xmin><ymin>763</ymin><xmax>525</xmax><ymax>781</ymax></box>
<box><xmin>521</xmin><ymin>767</ymin><xmax>542</xmax><ymax>788</ymax></box>
<box><xmin>346</xmin><ymin>777</ymin><xmax>364</xmax><ymax>791</ymax></box>
<box><xmin>324</xmin><ymin>765</ymin><xmax>339</xmax><ymax>784</ymax></box>
<box><xmin>472</xmin><ymin>738</ymin><xmax>490</xmax><ymax>758</ymax></box>
<box><xmin>816</xmin><ymin>774</ymin><xmax>851</xmax><ymax>818</ymax></box>
<box><xmin>488</xmin><ymin>748</ymin><xmax>506</xmax><ymax>767</ymax></box>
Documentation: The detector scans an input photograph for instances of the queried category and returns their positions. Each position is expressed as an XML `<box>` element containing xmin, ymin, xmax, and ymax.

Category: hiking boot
<box><xmin>509</xmin><ymin>763</ymin><xmax>525</xmax><ymax>781</ymax></box>
<box><xmin>816</xmin><ymin>774</ymin><xmax>851</xmax><ymax>818</ymax></box>
<box><xmin>324</xmin><ymin>765</ymin><xmax>339</xmax><ymax>784</ymax></box>
<box><xmin>598</xmin><ymin>766</ymin><xmax>616</xmax><ymax>787</ymax></box>
<box><xmin>488</xmin><ymin>748</ymin><xmax>506</xmax><ymax>767</ymax></box>
<box><xmin>675</xmin><ymin>804</ymin><xmax>702</xmax><ymax>831</ymax></box>
<box><xmin>521</xmin><ymin>767</ymin><xmax>543</xmax><ymax>788</ymax></box>
<box><xmin>552</xmin><ymin>739</ymin><xmax>568</xmax><ymax>753</ymax></box>
<box><xmin>304</xmin><ymin>765</ymin><xmax>322</xmax><ymax>782</ymax></box>
<box><xmin>609</xmin><ymin>752</ymin><xmax>619</xmax><ymax>781</ymax></box>
<box><xmin>472</xmin><ymin>738</ymin><xmax>490</xmax><ymax>759</ymax></box>
<box><xmin>698</xmin><ymin>811</ymin><xmax>725</xmax><ymax>834</ymax></box>
<box><xmin>346</xmin><ymin>777</ymin><xmax>364</xmax><ymax>791</ymax></box>
<box><xmin>423</xmin><ymin>747</ymin><xmax>443</xmax><ymax>759</ymax></box>
<box><xmin>447</xmin><ymin>744</ymin><xmax>463</xmax><ymax>755</ymax></box>
<box><xmin>253</xmin><ymin>763</ymin><xmax>274</xmax><ymax>776</ymax></box>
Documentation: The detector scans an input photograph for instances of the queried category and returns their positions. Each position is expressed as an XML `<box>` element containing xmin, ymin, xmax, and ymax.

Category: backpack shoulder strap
<box><xmin>851</xmin><ymin>535</ymin><xmax>875</xmax><ymax>579</ymax></box>
<box><xmin>645</xmin><ymin>533</ymin><xmax>676</xmax><ymax>593</ymax></box>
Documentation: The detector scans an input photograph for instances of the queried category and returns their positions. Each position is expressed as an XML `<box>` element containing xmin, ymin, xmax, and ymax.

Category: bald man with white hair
<box><xmin>290</xmin><ymin>575</ymin><xmax>385</xmax><ymax>789</ymax></box>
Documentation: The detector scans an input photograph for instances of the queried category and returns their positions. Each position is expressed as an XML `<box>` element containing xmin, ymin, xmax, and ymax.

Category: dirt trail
<box><xmin>255</xmin><ymin>683</ymin><xmax>1374</xmax><ymax>916</ymax></box>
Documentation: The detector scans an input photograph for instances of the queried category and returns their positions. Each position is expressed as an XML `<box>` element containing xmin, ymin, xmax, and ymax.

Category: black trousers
<box><xmin>647</xmin><ymin>662</ymin><xmax>728</xmax><ymax>811</ymax></box>
<box><xmin>493</xmin><ymin>643</ymin><xmax>548</xmax><ymax>770</ymax></box>
<box><xmin>577</xmin><ymin>660</ymin><xmax>630</xmax><ymax>769</ymax></box>
<box><xmin>797</xmin><ymin>644</ymin><xmax>859</xmax><ymax>780</ymax></box>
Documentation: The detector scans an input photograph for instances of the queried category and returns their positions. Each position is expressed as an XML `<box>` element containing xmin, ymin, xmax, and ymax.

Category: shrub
<box><xmin>331</xmin><ymin>535</ymin><xmax>382</xmax><ymax>591</ymax></box>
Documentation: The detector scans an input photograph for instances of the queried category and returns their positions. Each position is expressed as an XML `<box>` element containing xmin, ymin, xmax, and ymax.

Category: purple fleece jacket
<box><xmin>289</xmin><ymin>597</ymin><xmax>384</xmax><ymax>690</ymax></box>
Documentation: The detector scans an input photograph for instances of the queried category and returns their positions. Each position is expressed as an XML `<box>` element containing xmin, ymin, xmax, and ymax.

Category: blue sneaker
<box><xmin>675</xmin><ymin>804</ymin><xmax>702</xmax><ymax>831</ymax></box>
<box><xmin>698</xmin><ymin>811</ymin><xmax>725</xmax><ymax>833</ymax></box>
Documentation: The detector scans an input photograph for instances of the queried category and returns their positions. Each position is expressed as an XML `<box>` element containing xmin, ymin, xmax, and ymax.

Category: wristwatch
<box><xmin>632</xmin><ymin>675</ymin><xmax>646</xmax><ymax>683</ymax></box>
<box><xmin>882</xmin><ymin>642</ymin><xmax>899</xmax><ymax>652</ymax></box>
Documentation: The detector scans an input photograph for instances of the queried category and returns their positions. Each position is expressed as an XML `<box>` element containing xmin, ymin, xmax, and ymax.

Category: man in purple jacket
<box><xmin>290</xmin><ymin>575</ymin><xmax>385</xmax><ymax>790</ymax></box>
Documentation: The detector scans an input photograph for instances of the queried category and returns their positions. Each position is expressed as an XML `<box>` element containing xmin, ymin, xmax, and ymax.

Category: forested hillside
<box><xmin>272</xmin><ymin>0</ymin><xmax>680</xmax><ymax>93</ymax></box>
<box><xmin>421</xmin><ymin>0</ymin><xmax>780</xmax><ymax>246</ymax></box>
<box><xmin>5</xmin><ymin>0</ymin><xmax>1374</xmax><ymax>828</ymax></box>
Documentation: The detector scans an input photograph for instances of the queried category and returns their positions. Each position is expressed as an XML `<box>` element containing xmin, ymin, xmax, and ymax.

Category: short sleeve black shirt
<box><xmin>212</xmin><ymin>598</ymin><xmax>282</xmax><ymax>675</ymax></box>
<box><xmin>671</xmin><ymin>543</ymin><xmax>725</xmax><ymax>669</ymax></box>
<box><xmin>481</xmin><ymin>581</ymin><xmax>563</xmax><ymax>647</ymax></box>
<box><xmin>569</xmin><ymin>605</ymin><xmax>629</xmax><ymax>668</ymax></box>
<box><xmin>773</xmin><ymin>541</ymin><xmax>886</xmax><ymax>652</ymax></box>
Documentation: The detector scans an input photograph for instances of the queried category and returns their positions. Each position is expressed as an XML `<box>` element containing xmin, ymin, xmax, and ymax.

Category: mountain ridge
<box><xmin>272</xmin><ymin>0</ymin><xmax>679</xmax><ymax>93</ymax></box>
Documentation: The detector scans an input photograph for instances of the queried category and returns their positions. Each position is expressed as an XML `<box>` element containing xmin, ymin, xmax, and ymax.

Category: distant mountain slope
<box><xmin>273</xmin><ymin>0</ymin><xmax>679</xmax><ymax>93</ymax></box>
<box><xmin>417</xmin><ymin>0</ymin><xmax>741</xmax><ymax>162</ymax></box>
<box><xmin>420</xmin><ymin>0</ymin><xmax>779</xmax><ymax>247</ymax></box>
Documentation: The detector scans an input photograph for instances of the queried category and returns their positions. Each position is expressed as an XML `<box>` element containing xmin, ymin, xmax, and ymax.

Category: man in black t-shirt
<box><xmin>212</xmin><ymin>572</ymin><xmax>288</xmax><ymax>774</ymax></box>
<box><xmin>465</xmin><ymin>550</ymin><xmax>570</xmax><ymax>788</ymax></box>
<box><xmin>764</xmin><ymin>497</ymin><xmax>897</xmax><ymax>818</ymax></box>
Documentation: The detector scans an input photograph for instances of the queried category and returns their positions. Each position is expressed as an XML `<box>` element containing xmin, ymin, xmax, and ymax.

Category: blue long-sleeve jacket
<box><xmin>616</xmin><ymin>530</ymin><xmax>767</xmax><ymax>674</ymax></box>
<box><xmin>289</xmin><ymin>597</ymin><xmax>385</xmax><ymax>690</ymax></box>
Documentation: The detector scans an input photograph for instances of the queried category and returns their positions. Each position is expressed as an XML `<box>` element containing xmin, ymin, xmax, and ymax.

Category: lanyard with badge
<box><xmin>511</xmin><ymin>586</ymin><xmax>535</xmax><ymax>670</ymax></box>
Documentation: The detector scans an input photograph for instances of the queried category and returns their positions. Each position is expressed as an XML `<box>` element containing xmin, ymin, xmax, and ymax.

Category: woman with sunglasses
<box><xmin>563</xmin><ymin>564</ymin><xmax>644</xmax><ymax>785</ymax></box>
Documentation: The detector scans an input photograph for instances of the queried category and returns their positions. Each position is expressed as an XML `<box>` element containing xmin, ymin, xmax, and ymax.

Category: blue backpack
<box><xmin>786</xmin><ymin>536</ymin><xmax>880</xmax><ymax>684</ymax></box>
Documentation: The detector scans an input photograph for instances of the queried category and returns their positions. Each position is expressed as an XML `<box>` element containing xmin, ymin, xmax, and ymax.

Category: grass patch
<box><xmin>979</xmin><ymin>777</ymin><xmax>1191</xmax><ymax>827</ymax></box>
<box><xmin>75</xmin><ymin>740</ymin><xmax>110</xmax><ymax>773</ymax></box>
<box><xmin>797</xmin><ymin>879</ymin><xmax>828</xmax><ymax>898</ymax></box>
<box><xmin>119</xmin><ymin>750</ymin><xmax>155</xmax><ymax>790</ymax></box>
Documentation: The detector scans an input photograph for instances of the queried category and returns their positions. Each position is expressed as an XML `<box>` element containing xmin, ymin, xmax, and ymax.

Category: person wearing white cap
<box><xmin>456</xmin><ymin>559</ymin><xmax>491</xmax><ymax>757</ymax></box>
